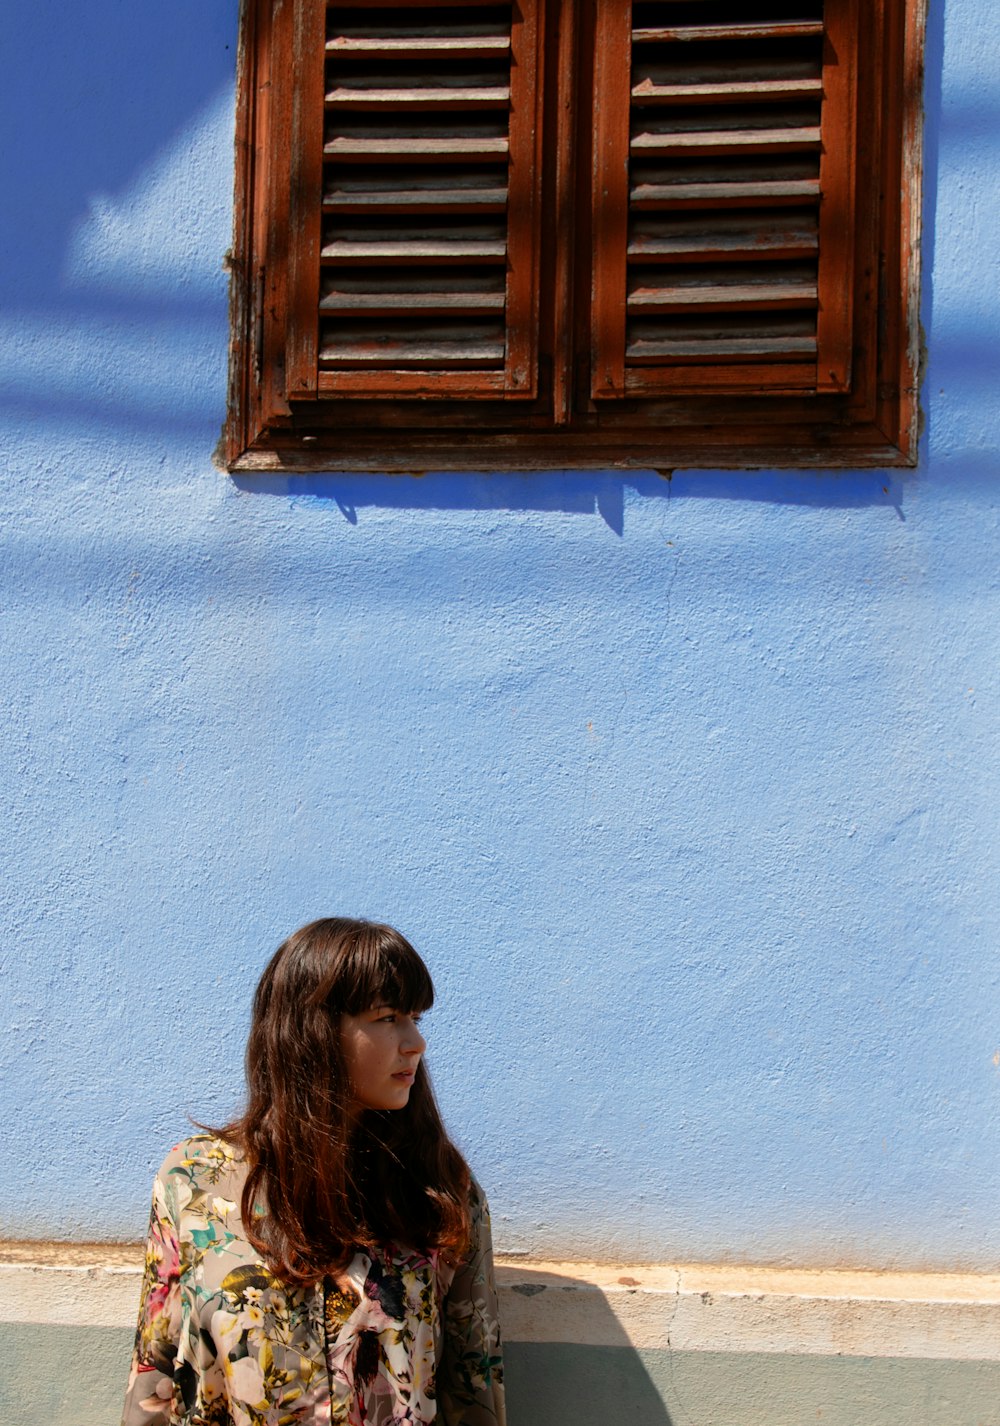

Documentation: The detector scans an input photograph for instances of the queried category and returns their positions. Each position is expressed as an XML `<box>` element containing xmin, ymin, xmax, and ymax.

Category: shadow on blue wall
<box><xmin>232</xmin><ymin>472</ymin><xmax>907</xmax><ymax>534</ymax></box>
<box><xmin>1</xmin><ymin>2</ymin><xmax>237</xmax><ymax>440</ymax></box>
<box><xmin>2</xmin><ymin>1</ymin><xmax>236</xmax><ymax>307</ymax></box>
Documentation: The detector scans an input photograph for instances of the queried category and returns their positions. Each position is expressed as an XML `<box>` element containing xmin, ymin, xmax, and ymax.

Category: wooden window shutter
<box><xmin>228</xmin><ymin>0</ymin><xmax>920</xmax><ymax>469</ymax></box>
<box><xmin>283</xmin><ymin>0</ymin><xmax>544</xmax><ymax>402</ymax></box>
<box><xmin>590</xmin><ymin>0</ymin><xmax>860</xmax><ymax>401</ymax></box>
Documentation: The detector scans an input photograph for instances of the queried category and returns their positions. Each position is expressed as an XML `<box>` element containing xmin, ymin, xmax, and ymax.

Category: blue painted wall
<box><xmin>1</xmin><ymin>0</ymin><xmax>997</xmax><ymax>1270</ymax></box>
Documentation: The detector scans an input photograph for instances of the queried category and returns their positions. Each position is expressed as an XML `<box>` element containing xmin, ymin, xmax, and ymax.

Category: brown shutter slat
<box><xmin>321</xmin><ymin>239</ymin><xmax>508</xmax><ymax>261</ymax></box>
<box><xmin>319</xmin><ymin>326</ymin><xmax>505</xmax><ymax>366</ymax></box>
<box><xmin>632</xmin><ymin>79</ymin><xmax>824</xmax><ymax>103</ymax></box>
<box><xmin>628</xmin><ymin>278</ymin><xmax>817</xmax><ymax>313</ymax></box>
<box><xmin>327</xmin><ymin>37</ymin><xmax>511</xmax><ymax>58</ymax></box>
<box><xmin>631</xmin><ymin>126</ymin><xmax>821</xmax><ymax>155</ymax></box>
<box><xmin>631</xmin><ymin>180</ymin><xmax>820</xmax><ymax>209</ymax></box>
<box><xmin>325</xmin><ymin>85</ymin><xmax>511</xmax><ymax>110</ymax></box>
<box><xmin>285</xmin><ymin>0</ymin><xmax>541</xmax><ymax>400</ymax></box>
<box><xmin>325</xmin><ymin>136</ymin><xmax>509</xmax><ymax>160</ymax></box>
<box><xmin>592</xmin><ymin>0</ymin><xmax>852</xmax><ymax>401</ymax></box>
<box><xmin>628</xmin><ymin>336</ymin><xmax>817</xmax><ymax>361</ymax></box>
<box><xmin>629</xmin><ymin>214</ymin><xmax>819</xmax><ymax>262</ymax></box>
<box><xmin>634</xmin><ymin>24</ymin><xmax>825</xmax><ymax>43</ymax></box>
<box><xmin>321</xmin><ymin>292</ymin><xmax>505</xmax><ymax>315</ymax></box>
<box><xmin>324</xmin><ymin>184</ymin><xmax>509</xmax><ymax>213</ymax></box>
<box><xmin>631</xmin><ymin>53</ymin><xmax>824</xmax><ymax>104</ymax></box>
<box><xmin>351</xmin><ymin>0</ymin><xmax>505</xmax><ymax>7</ymax></box>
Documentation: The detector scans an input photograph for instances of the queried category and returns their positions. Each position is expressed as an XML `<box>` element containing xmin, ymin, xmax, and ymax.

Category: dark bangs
<box><xmin>317</xmin><ymin>919</ymin><xmax>434</xmax><ymax>1017</ymax></box>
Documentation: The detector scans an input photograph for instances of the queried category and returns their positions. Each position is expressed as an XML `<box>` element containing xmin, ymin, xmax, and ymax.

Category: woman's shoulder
<box><xmin>155</xmin><ymin>1133</ymin><xmax>246</xmax><ymax>1192</ymax></box>
<box><xmin>467</xmin><ymin>1174</ymin><xmax>491</xmax><ymax>1216</ymax></box>
<box><xmin>463</xmin><ymin>1174</ymin><xmax>496</xmax><ymax>1255</ymax></box>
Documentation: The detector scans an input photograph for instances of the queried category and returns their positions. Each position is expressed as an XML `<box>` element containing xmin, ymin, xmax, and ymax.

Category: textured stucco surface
<box><xmin>1</xmin><ymin>0</ymin><xmax>999</xmax><ymax>1273</ymax></box>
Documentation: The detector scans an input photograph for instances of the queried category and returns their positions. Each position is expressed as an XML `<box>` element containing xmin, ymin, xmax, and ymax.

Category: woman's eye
<box><xmin>377</xmin><ymin>1012</ymin><xmax>397</xmax><ymax>1023</ymax></box>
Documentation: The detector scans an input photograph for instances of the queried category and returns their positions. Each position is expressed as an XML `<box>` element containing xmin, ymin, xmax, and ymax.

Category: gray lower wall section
<box><xmin>508</xmin><ymin>1343</ymin><xmax>1000</xmax><ymax>1426</ymax></box>
<box><xmin>0</xmin><ymin>1323</ymin><xmax>129</xmax><ymax>1425</ymax></box>
<box><xmin>3</xmin><ymin>1324</ymin><xmax>1000</xmax><ymax>1426</ymax></box>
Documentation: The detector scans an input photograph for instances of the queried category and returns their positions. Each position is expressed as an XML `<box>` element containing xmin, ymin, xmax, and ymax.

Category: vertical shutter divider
<box><xmin>815</xmin><ymin>0</ymin><xmax>859</xmax><ymax>393</ymax></box>
<box><xmin>550</xmin><ymin>0</ymin><xmax>579</xmax><ymax>425</ymax></box>
<box><xmin>590</xmin><ymin>2</ymin><xmax>632</xmax><ymax>400</ymax></box>
<box><xmin>285</xmin><ymin>0</ymin><xmax>327</xmax><ymax>398</ymax></box>
<box><xmin>504</xmin><ymin>0</ymin><xmax>543</xmax><ymax>397</ymax></box>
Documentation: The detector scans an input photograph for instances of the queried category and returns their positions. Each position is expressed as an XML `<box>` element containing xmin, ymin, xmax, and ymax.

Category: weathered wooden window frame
<box><xmin>224</xmin><ymin>0</ymin><xmax>925</xmax><ymax>473</ymax></box>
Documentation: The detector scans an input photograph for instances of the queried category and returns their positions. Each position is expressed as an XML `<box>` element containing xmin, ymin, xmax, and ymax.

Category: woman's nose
<box><xmin>405</xmin><ymin>1020</ymin><xmax>427</xmax><ymax>1055</ymax></box>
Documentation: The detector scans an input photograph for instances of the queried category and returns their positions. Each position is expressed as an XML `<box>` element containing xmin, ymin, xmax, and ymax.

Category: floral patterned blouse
<box><xmin>122</xmin><ymin>1135</ymin><xmax>505</xmax><ymax>1426</ymax></box>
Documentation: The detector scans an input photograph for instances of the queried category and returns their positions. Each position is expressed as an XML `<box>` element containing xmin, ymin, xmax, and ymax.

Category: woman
<box><xmin>122</xmin><ymin>918</ymin><xmax>505</xmax><ymax>1426</ymax></box>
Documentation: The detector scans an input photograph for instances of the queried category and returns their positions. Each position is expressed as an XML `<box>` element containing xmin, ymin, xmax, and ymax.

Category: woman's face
<box><xmin>340</xmin><ymin>1004</ymin><xmax>427</xmax><ymax>1112</ymax></box>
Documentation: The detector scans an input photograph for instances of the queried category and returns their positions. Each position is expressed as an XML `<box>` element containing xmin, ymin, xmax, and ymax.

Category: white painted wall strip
<box><xmin>2</xmin><ymin>1250</ymin><xmax>999</xmax><ymax>1361</ymax></box>
<box><xmin>498</xmin><ymin>1263</ymin><xmax>1000</xmax><ymax>1360</ymax></box>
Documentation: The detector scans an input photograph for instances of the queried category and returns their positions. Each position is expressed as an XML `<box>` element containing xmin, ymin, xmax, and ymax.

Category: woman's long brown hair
<box><xmin>212</xmin><ymin>918</ymin><xmax>472</xmax><ymax>1285</ymax></box>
